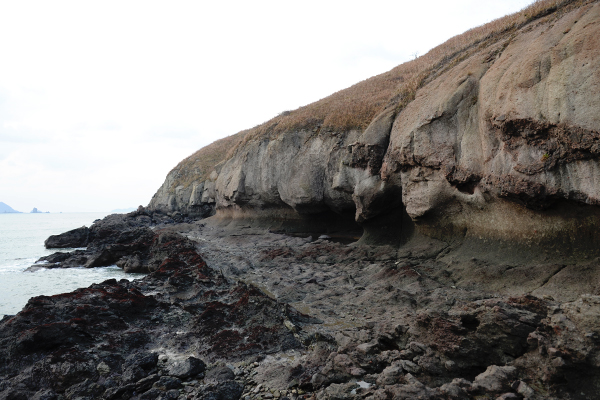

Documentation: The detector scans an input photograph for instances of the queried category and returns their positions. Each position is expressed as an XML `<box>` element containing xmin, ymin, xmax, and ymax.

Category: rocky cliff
<box><xmin>149</xmin><ymin>0</ymin><xmax>600</xmax><ymax>254</ymax></box>
<box><xmin>6</xmin><ymin>4</ymin><xmax>600</xmax><ymax>397</ymax></box>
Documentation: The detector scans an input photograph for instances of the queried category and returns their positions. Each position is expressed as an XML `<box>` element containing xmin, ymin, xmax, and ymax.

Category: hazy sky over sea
<box><xmin>0</xmin><ymin>0</ymin><xmax>537</xmax><ymax>212</ymax></box>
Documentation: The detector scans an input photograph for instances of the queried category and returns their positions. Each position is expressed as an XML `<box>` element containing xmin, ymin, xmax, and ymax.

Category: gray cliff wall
<box><xmin>149</xmin><ymin>1</ymin><xmax>600</xmax><ymax>253</ymax></box>
<box><xmin>380</xmin><ymin>3</ymin><xmax>600</xmax><ymax>251</ymax></box>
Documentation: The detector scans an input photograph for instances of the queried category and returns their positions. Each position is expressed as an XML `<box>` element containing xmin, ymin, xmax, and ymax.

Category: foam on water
<box><xmin>0</xmin><ymin>212</ymin><xmax>146</xmax><ymax>318</ymax></box>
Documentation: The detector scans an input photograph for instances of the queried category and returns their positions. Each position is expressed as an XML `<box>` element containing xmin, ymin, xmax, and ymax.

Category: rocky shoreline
<box><xmin>1</xmin><ymin>209</ymin><xmax>599</xmax><ymax>399</ymax></box>
<box><xmin>3</xmin><ymin>2</ymin><xmax>600</xmax><ymax>399</ymax></box>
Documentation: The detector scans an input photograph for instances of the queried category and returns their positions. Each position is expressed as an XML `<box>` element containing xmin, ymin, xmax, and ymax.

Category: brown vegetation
<box><xmin>166</xmin><ymin>0</ymin><xmax>589</xmax><ymax>190</ymax></box>
<box><xmin>167</xmin><ymin>130</ymin><xmax>248</xmax><ymax>189</ymax></box>
<box><xmin>236</xmin><ymin>0</ymin><xmax>585</xmax><ymax>141</ymax></box>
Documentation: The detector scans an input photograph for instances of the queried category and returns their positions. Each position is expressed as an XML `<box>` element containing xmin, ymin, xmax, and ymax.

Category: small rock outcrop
<box><xmin>44</xmin><ymin>226</ymin><xmax>90</xmax><ymax>248</ymax></box>
<box><xmin>33</xmin><ymin>207</ymin><xmax>202</xmax><ymax>272</ymax></box>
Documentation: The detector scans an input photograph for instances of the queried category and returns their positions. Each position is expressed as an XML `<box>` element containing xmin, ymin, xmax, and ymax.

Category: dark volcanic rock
<box><xmin>7</xmin><ymin>222</ymin><xmax>600</xmax><ymax>399</ymax></box>
<box><xmin>0</xmin><ymin>231</ymin><xmax>304</xmax><ymax>399</ymax></box>
<box><xmin>44</xmin><ymin>226</ymin><xmax>90</xmax><ymax>249</ymax></box>
<box><xmin>64</xmin><ymin>378</ymin><xmax>104</xmax><ymax>399</ymax></box>
<box><xmin>136</xmin><ymin>374</ymin><xmax>160</xmax><ymax>392</ymax></box>
<box><xmin>204</xmin><ymin>380</ymin><xmax>244</xmax><ymax>400</ymax></box>
<box><xmin>205</xmin><ymin>366</ymin><xmax>235</xmax><ymax>383</ymax></box>
<box><xmin>34</xmin><ymin>209</ymin><xmax>202</xmax><ymax>273</ymax></box>
<box><xmin>152</xmin><ymin>376</ymin><xmax>183</xmax><ymax>390</ymax></box>
<box><xmin>163</xmin><ymin>356</ymin><xmax>205</xmax><ymax>379</ymax></box>
<box><xmin>30</xmin><ymin>389</ymin><xmax>59</xmax><ymax>400</ymax></box>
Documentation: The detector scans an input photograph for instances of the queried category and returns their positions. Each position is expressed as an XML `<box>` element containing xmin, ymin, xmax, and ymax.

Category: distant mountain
<box><xmin>111</xmin><ymin>207</ymin><xmax>137</xmax><ymax>213</ymax></box>
<box><xmin>0</xmin><ymin>202</ymin><xmax>21</xmax><ymax>213</ymax></box>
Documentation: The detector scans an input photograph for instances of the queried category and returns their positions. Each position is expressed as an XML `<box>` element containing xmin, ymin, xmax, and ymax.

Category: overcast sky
<box><xmin>0</xmin><ymin>0</ymin><xmax>536</xmax><ymax>213</ymax></box>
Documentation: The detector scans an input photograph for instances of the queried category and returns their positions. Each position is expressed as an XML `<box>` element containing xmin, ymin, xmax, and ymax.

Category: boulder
<box><xmin>44</xmin><ymin>226</ymin><xmax>89</xmax><ymax>248</ymax></box>
<box><xmin>203</xmin><ymin>381</ymin><xmax>244</xmax><ymax>400</ymax></box>
<box><xmin>205</xmin><ymin>366</ymin><xmax>236</xmax><ymax>383</ymax></box>
<box><xmin>164</xmin><ymin>356</ymin><xmax>206</xmax><ymax>378</ymax></box>
<box><xmin>472</xmin><ymin>365</ymin><xmax>517</xmax><ymax>394</ymax></box>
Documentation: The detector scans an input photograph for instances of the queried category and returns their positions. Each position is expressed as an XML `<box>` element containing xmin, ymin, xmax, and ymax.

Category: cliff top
<box><xmin>160</xmin><ymin>0</ymin><xmax>588</xmax><ymax>190</ymax></box>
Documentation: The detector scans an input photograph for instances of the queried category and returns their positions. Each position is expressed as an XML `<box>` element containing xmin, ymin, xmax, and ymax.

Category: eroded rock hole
<box><xmin>455</xmin><ymin>181</ymin><xmax>478</xmax><ymax>195</ymax></box>
<box><xmin>277</xmin><ymin>209</ymin><xmax>363</xmax><ymax>245</ymax></box>
<box><xmin>377</xmin><ymin>335</ymin><xmax>400</xmax><ymax>352</ymax></box>
<box><xmin>460</xmin><ymin>315</ymin><xmax>480</xmax><ymax>331</ymax></box>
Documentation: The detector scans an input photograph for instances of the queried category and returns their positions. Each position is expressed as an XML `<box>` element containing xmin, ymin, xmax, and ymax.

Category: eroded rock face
<box><xmin>7</xmin><ymin>4</ymin><xmax>600</xmax><ymax>399</ymax></box>
<box><xmin>380</xmin><ymin>3</ymin><xmax>600</xmax><ymax>250</ymax></box>
<box><xmin>147</xmin><ymin>2</ymin><xmax>600</xmax><ymax>253</ymax></box>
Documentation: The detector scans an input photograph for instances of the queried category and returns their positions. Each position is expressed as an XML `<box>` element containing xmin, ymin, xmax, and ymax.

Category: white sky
<box><xmin>0</xmin><ymin>0</ymin><xmax>536</xmax><ymax>212</ymax></box>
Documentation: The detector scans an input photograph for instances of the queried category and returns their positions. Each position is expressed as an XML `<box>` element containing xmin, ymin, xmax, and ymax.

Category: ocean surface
<box><xmin>0</xmin><ymin>212</ymin><xmax>146</xmax><ymax>318</ymax></box>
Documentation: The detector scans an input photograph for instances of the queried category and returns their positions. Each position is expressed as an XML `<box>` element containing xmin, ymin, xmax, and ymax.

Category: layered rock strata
<box><xmin>149</xmin><ymin>1</ymin><xmax>600</xmax><ymax>254</ymax></box>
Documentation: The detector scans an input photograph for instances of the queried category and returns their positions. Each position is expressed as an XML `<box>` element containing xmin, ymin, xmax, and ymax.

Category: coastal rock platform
<box><xmin>3</xmin><ymin>212</ymin><xmax>600</xmax><ymax>399</ymax></box>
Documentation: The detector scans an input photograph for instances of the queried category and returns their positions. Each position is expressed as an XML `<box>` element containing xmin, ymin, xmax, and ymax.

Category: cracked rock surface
<box><xmin>3</xmin><ymin>215</ymin><xmax>600</xmax><ymax>399</ymax></box>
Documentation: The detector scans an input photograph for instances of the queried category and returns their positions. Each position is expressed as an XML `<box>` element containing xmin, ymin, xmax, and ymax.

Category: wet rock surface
<box><xmin>181</xmin><ymin>222</ymin><xmax>600</xmax><ymax>400</ymax></box>
<box><xmin>6</xmin><ymin>218</ymin><xmax>600</xmax><ymax>399</ymax></box>
<box><xmin>0</xmin><ymin>229</ymin><xmax>305</xmax><ymax>400</ymax></box>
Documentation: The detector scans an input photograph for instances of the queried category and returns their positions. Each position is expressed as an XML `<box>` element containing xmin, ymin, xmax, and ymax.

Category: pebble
<box><xmin>96</xmin><ymin>362</ymin><xmax>110</xmax><ymax>375</ymax></box>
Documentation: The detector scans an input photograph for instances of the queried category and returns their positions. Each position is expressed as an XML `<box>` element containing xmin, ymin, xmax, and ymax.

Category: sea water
<box><xmin>0</xmin><ymin>212</ymin><xmax>146</xmax><ymax>318</ymax></box>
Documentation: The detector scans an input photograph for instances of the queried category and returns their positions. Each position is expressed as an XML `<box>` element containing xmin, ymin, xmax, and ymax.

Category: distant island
<box><xmin>0</xmin><ymin>202</ymin><xmax>21</xmax><ymax>213</ymax></box>
<box><xmin>30</xmin><ymin>208</ymin><xmax>49</xmax><ymax>213</ymax></box>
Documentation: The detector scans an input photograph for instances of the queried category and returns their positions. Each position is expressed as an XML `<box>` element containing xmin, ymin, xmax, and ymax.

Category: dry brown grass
<box><xmin>237</xmin><ymin>0</ymin><xmax>584</xmax><ymax>143</ymax></box>
<box><xmin>164</xmin><ymin>0</ymin><xmax>589</xmax><ymax>190</ymax></box>
<box><xmin>166</xmin><ymin>130</ymin><xmax>249</xmax><ymax>189</ymax></box>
